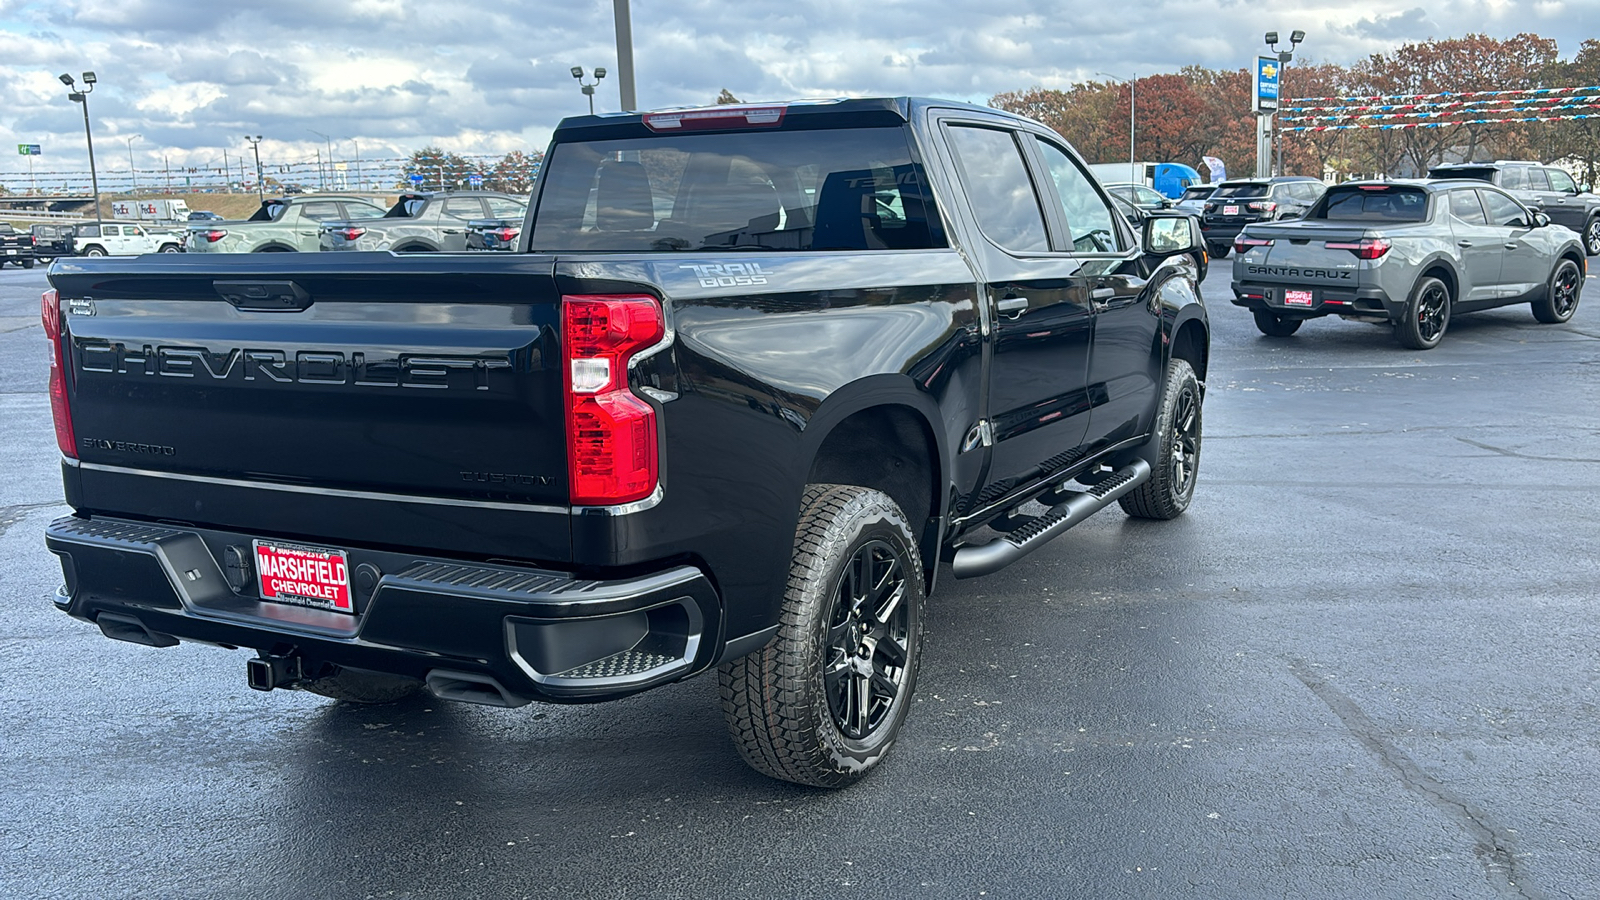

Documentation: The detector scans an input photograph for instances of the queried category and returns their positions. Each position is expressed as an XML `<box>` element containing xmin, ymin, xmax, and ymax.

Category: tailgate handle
<box><xmin>214</xmin><ymin>280</ymin><xmax>312</xmax><ymax>311</ymax></box>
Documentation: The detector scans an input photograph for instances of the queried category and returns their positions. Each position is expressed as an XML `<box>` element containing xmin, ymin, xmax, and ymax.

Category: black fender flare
<box><xmin>796</xmin><ymin>373</ymin><xmax>955</xmax><ymax>580</ymax></box>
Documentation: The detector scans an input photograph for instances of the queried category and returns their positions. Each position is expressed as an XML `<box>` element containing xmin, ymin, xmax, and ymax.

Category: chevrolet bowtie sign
<box><xmin>1255</xmin><ymin>56</ymin><xmax>1280</xmax><ymax>113</ymax></box>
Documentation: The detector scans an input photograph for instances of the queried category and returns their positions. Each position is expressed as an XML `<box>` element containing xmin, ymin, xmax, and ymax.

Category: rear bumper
<box><xmin>46</xmin><ymin>514</ymin><xmax>723</xmax><ymax>704</ymax></box>
<box><xmin>1230</xmin><ymin>280</ymin><xmax>1399</xmax><ymax>319</ymax></box>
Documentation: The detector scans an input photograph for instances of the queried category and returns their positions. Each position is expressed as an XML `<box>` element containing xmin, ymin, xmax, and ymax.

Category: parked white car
<box><xmin>72</xmin><ymin>222</ymin><xmax>182</xmax><ymax>257</ymax></box>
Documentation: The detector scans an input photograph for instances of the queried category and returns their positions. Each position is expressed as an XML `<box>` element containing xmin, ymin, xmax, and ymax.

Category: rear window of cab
<box><xmin>1316</xmin><ymin>187</ymin><xmax>1430</xmax><ymax>222</ymax></box>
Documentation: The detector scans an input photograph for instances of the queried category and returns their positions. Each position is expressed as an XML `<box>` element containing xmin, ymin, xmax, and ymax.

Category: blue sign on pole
<box><xmin>1255</xmin><ymin>56</ymin><xmax>1280</xmax><ymax>112</ymax></box>
<box><xmin>468</xmin><ymin>174</ymin><xmax>483</xmax><ymax>187</ymax></box>
<box><xmin>17</xmin><ymin>144</ymin><xmax>42</xmax><ymax>156</ymax></box>
<box><xmin>409</xmin><ymin>173</ymin><xmax>425</xmax><ymax>186</ymax></box>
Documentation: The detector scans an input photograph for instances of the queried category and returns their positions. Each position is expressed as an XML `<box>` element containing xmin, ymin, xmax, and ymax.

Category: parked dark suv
<box><xmin>1428</xmin><ymin>161</ymin><xmax>1600</xmax><ymax>256</ymax></box>
<box><xmin>1201</xmin><ymin>176</ymin><xmax>1324</xmax><ymax>257</ymax></box>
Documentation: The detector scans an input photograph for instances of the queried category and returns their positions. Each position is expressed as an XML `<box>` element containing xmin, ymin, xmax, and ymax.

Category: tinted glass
<box><xmin>1180</xmin><ymin>187</ymin><xmax>1213</xmax><ymax>201</ymax></box>
<box><xmin>1448</xmin><ymin>190</ymin><xmax>1488</xmax><ymax>225</ymax></box>
<box><xmin>298</xmin><ymin>201</ymin><xmax>344</xmax><ymax>221</ymax></box>
<box><xmin>1547</xmin><ymin>169</ymin><xmax>1579</xmax><ymax>193</ymax></box>
<box><xmin>1213</xmin><ymin>183</ymin><xmax>1270</xmax><ymax>199</ymax></box>
<box><xmin>487</xmin><ymin>197</ymin><xmax>527</xmax><ymax>218</ymax></box>
<box><xmin>1499</xmin><ymin>167</ymin><xmax>1527</xmax><ymax>190</ymax></box>
<box><xmin>1035</xmin><ymin>138</ymin><xmax>1122</xmax><ymax>252</ymax></box>
<box><xmin>1431</xmin><ymin>167</ymin><xmax>1494</xmax><ymax>183</ymax></box>
<box><xmin>443</xmin><ymin>197</ymin><xmax>485</xmax><ymax>218</ymax></box>
<box><xmin>1320</xmin><ymin>187</ymin><xmax>1429</xmax><ymax>222</ymax></box>
<box><xmin>1524</xmin><ymin>167</ymin><xmax>1550</xmax><ymax>190</ymax></box>
<box><xmin>531</xmin><ymin>126</ymin><xmax>943</xmax><ymax>253</ymax></box>
<box><xmin>1481</xmin><ymin>190</ymin><xmax>1527</xmax><ymax>227</ymax></box>
<box><xmin>946</xmin><ymin>125</ymin><xmax>1049</xmax><ymax>253</ymax></box>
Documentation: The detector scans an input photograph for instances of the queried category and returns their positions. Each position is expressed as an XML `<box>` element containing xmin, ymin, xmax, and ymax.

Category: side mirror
<box><xmin>1143</xmin><ymin>216</ymin><xmax>1197</xmax><ymax>256</ymax></box>
<box><xmin>1532</xmin><ymin>211</ymin><xmax>1551</xmax><ymax>228</ymax></box>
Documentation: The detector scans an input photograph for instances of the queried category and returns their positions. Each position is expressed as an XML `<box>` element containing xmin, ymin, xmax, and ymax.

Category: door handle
<box><xmin>1456</xmin><ymin>240</ymin><xmax>1473</xmax><ymax>248</ymax></box>
<box><xmin>1504</xmin><ymin>242</ymin><xmax>1519</xmax><ymax>249</ymax></box>
<box><xmin>442</xmin><ymin>228</ymin><xmax>464</xmax><ymax>234</ymax></box>
<box><xmin>997</xmin><ymin>297</ymin><xmax>1029</xmax><ymax>317</ymax></box>
<box><xmin>1090</xmin><ymin>287</ymin><xmax>1115</xmax><ymax>301</ymax></box>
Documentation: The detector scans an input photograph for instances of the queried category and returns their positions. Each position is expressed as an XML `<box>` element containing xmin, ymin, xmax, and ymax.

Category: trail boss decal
<box><xmin>679</xmin><ymin>262</ymin><xmax>772</xmax><ymax>289</ymax></box>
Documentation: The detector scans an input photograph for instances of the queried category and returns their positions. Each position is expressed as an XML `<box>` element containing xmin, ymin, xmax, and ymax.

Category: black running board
<box><xmin>950</xmin><ymin>459</ymin><xmax>1151</xmax><ymax>579</ymax></box>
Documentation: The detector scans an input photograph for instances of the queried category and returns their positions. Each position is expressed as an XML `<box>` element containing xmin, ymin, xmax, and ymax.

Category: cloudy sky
<box><xmin>1</xmin><ymin>0</ymin><xmax>1596</xmax><ymax>179</ymax></box>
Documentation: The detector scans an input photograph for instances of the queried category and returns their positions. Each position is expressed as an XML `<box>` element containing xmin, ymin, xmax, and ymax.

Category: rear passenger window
<box><xmin>1499</xmin><ymin>167</ymin><xmax>1527</xmax><ymax>190</ymax></box>
<box><xmin>945</xmin><ymin>125</ymin><xmax>1049</xmax><ymax>253</ymax></box>
<box><xmin>1524</xmin><ymin>168</ymin><xmax>1550</xmax><ymax>190</ymax></box>
<box><xmin>1033</xmin><ymin>138</ymin><xmax>1122</xmax><ymax>252</ymax></box>
<box><xmin>299</xmin><ymin>201</ymin><xmax>343</xmax><ymax>221</ymax></box>
<box><xmin>1449</xmin><ymin>190</ymin><xmax>1488</xmax><ymax>225</ymax></box>
<box><xmin>444</xmin><ymin>197</ymin><xmax>484</xmax><ymax>219</ymax></box>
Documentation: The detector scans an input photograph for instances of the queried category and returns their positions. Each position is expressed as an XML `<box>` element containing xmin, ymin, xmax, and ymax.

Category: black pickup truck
<box><xmin>42</xmin><ymin>98</ymin><xmax>1210</xmax><ymax>787</ymax></box>
<box><xmin>1</xmin><ymin>222</ymin><xmax>37</xmax><ymax>268</ymax></box>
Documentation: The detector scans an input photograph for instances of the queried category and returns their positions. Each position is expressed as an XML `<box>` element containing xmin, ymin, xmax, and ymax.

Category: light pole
<box><xmin>1265</xmin><ymin>30</ymin><xmax>1305</xmax><ymax>176</ymax></box>
<box><xmin>245</xmin><ymin>135</ymin><xmax>264</xmax><ymax>199</ymax></box>
<box><xmin>613</xmin><ymin>0</ymin><xmax>636</xmax><ymax>111</ymax></box>
<box><xmin>571</xmin><ymin>66</ymin><xmax>607</xmax><ymax>115</ymax></box>
<box><xmin>59</xmin><ymin>71</ymin><xmax>103</xmax><ymax>229</ymax></box>
<box><xmin>124</xmin><ymin>133</ymin><xmax>141</xmax><ymax>204</ymax></box>
<box><xmin>1096</xmin><ymin>72</ymin><xmax>1136</xmax><ymax>186</ymax></box>
<box><xmin>308</xmin><ymin>129</ymin><xmax>333</xmax><ymax>191</ymax></box>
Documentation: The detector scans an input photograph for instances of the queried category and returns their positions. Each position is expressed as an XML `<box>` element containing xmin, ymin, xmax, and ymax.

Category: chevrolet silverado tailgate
<box><xmin>49</xmin><ymin>253</ymin><xmax>571</xmax><ymax>559</ymax></box>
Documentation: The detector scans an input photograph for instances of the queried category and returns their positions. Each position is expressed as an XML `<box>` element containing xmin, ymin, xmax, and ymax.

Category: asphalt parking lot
<box><xmin>2</xmin><ymin>260</ymin><xmax>1597</xmax><ymax>899</ymax></box>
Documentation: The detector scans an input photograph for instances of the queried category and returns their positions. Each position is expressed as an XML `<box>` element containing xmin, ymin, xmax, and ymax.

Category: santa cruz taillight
<box><xmin>203</xmin><ymin>229</ymin><xmax>228</xmax><ymax>243</ymax></box>
<box><xmin>563</xmin><ymin>294</ymin><xmax>665</xmax><ymax>505</ymax></box>
<box><xmin>1234</xmin><ymin>235</ymin><xmax>1275</xmax><ymax>253</ymax></box>
<box><xmin>1325</xmin><ymin>238</ymin><xmax>1393</xmax><ymax>260</ymax></box>
<box><xmin>336</xmin><ymin>227</ymin><xmax>365</xmax><ymax>241</ymax></box>
<box><xmin>41</xmin><ymin>289</ymin><xmax>77</xmax><ymax>459</ymax></box>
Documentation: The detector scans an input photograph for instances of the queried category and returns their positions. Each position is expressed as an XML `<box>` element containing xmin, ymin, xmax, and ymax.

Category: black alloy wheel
<box><xmin>1395</xmin><ymin>275</ymin><xmax>1450</xmax><ymax>350</ymax></box>
<box><xmin>1121</xmin><ymin>357</ymin><xmax>1203</xmax><ymax>520</ymax></box>
<box><xmin>823</xmin><ymin>539</ymin><xmax>913</xmax><ymax>740</ymax></box>
<box><xmin>719</xmin><ymin>484</ymin><xmax>926</xmax><ymax>787</ymax></box>
<box><xmin>1585</xmin><ymin>218</ymin><xmax>1600</xmax><ymax>257</ymax></box>
<box><xmin>1533</xmin><ymin>258</ymin><xmax>1582</xmax><ymax>324</ymax></box>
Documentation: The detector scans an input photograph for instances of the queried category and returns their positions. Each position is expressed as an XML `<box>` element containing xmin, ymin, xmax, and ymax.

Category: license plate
<box><xmin>1284</xmin><ymin>289</ymin><xmax>1315</xmax><ymax>307</ymax></box>
<box><xmin>1223</xmin><ymin>205</ymin><xmax>1239</xmax><ymax>216</ymax></box>
<box><xmin>5</xmin><ymin>249</ymin><xmax>15</xmax><ymax>255</ymax></box>
<box><xmin>253</xmin><ymin>540</ymin><xmax>354</xmax><ymax>613</ymax></box>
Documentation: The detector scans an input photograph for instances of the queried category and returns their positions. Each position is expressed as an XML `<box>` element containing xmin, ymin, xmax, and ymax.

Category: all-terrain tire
<box><xmin>300</xmin><ymin>667</ymin><xmax>424</xmax><ymax>703</ymax></box>
<box><xmin>1394</xmin><ymin>275</ymin><xmax>1450</xmax><ymax>350</ymax></box>
<box><xmin>719</xmin><ymin>484</ymin><xmax>925</xmax><ymax>788</ymax></box>
<box><xmin>1532</xmin><ymin>258</ymin><xmax>1582</xmax><ymax>324</ymax></box>
<box><xmin>1120</xmin><ymin>358</ymin><xmax>1202</xmax><ymax>520</ymax></box>
<box><xmin>1252</xmin><ymin>308</ymin><xmax>1301</xmax><ymax>337</ymax></box>
<box><xmin>83</xmin><ymin>246</ymin><xmax>106</xmax><ymax>257</ymax></box>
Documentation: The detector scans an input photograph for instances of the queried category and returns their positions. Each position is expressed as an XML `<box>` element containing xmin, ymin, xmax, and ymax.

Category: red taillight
<box><xmin>1247</xmin><ymin>201</ymin><xmax>1278</xmax><ymax>212</ymax></box>
<box><xmin>492</xmin><ymin>228</ymin><xmax>518</xmax><ymax>242</ymax></box>
<box><xmin>1325</xmin><ymin>238</ymin><xmax>1392</xmax><ymax>260</ymax></box>
<box><xmin>203</xmin><ymin>229</ymin><xmax>228</xmax><ymax>243</ymax></box>
<box><xmin>42</xmin><ymin>289</ymin><xmax>77</xmax><ymax>459</ymax></box>
<box><xmin>338</xmin><ymin>227</ymin><xmax>365</xmax><ymax>241</ymax></box>
<box><xmin>1234</xmin><ymin>235</ymin><xmax>1274</xmax><ymax>253</ymax></box>
<box><xmin>563</xmin><ymin>294</ymin><xmax>665</xmax><ymax>505</ymax></box>
<box><xmin>642</xmin><ymin>105</ymin><xmax>787</xmax><ymax>132</ymax></box>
